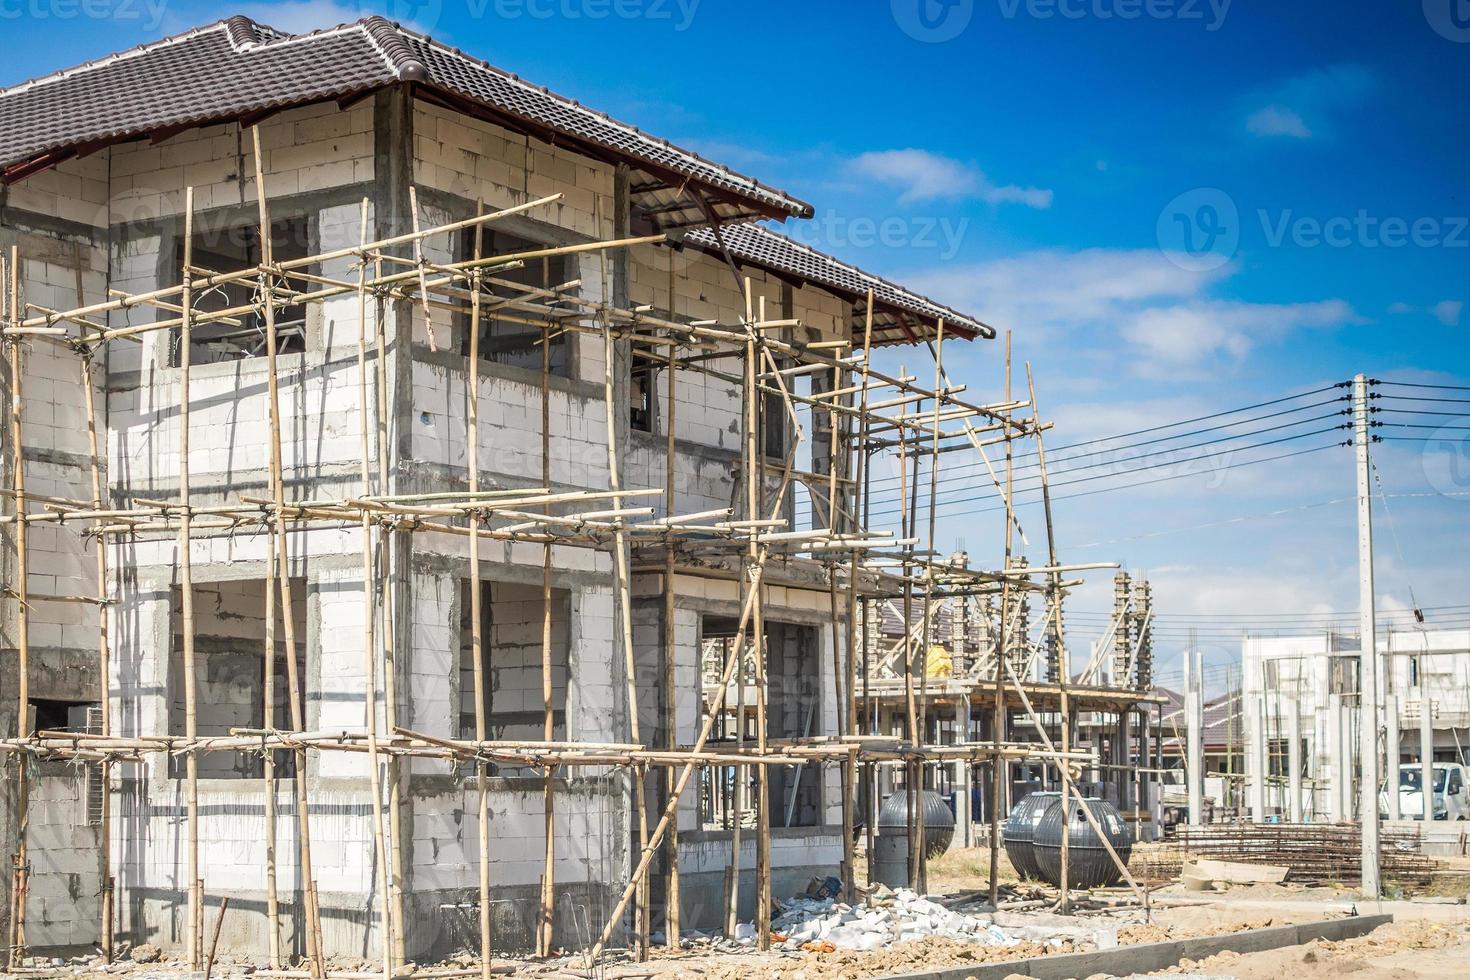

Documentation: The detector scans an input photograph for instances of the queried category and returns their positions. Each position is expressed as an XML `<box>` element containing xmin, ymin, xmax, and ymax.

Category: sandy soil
<box><xmin>1154</xmin><ymin>917</ymin><xmax>1470</xmax><ymax>979</ymax></box>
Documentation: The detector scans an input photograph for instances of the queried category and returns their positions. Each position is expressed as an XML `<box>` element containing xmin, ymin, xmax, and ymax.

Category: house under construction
<box><xmin>0</xmin><ymin>15</ymin><xmax>1154</xmax><ymax>974</ymax></box>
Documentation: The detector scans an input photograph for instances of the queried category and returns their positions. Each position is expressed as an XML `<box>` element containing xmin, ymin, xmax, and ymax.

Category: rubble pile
<box><xmin>769</xmin><ymin>887</ymin><xmax>1021</xmax><ymax>952</ymax></box>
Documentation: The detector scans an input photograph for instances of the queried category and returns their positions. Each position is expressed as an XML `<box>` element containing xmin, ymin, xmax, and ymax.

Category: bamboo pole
<box><xmin>898</xmin><ymin>376</ymin><xmax>919</xmax><ymax>891</ymax></box>
<box><xmin>661</xmin><ymin>248</ymin><xmax>680</xmax><ymax>948</ymax></box>
<box><xmin>178</xmin><ymin>187</ymin><xmax>205</xmax><ymax>971</ymax></box>
<box><xmin>915</xmin><ymin>320</ymin><xmax>944</xmax><ymax>893</ymax></box>
<box><xmin>251</xmin><ymin>127</ymin><xmax>323</xmax><ymax>977</ymax></box>
<box><xmin>599</xmin><ymin>237</ymin><xmax>650</xmax><ymax>960</ymax></box>
<box><xmin>537</xmin><ymin>252</ymin><xmax>557</xmax><ymax>960</ymax></box>
<box><xmin>264</xmin><ymin>528</ymin><xmax>282</xmax><ymax>969</ymax></box>
<box><xmin>750</xmin><ymin>291</ymin><xmax>771</xmax><ymax>952</ymax></box>
<box><xmin>989</xmin><ymin>332</ymin><xmax>1013</xmax><ymax>910</ymax></box>
<box><xmin>1026</xmin><ymin>366</ymin><xmax>1074</xmax><ymax>911</ymax></box>
<box><xmin>75</xmin><ymin>246</ymin><xmax>115</xmax><ymax>963</ymax></box>
<box><xmin>466</xmin><ymin>207</ymin><xmax>495</xmax><ymax>980</ymax></box>
<box><xmin>358</xmin><ymin>199</ymin><xmax>396</xmax><ymax>980</ymax></box>
<box><xmin>6</xmin><ymin>246</ymin><xmax>32</xmax><ymax>971</ymax></box>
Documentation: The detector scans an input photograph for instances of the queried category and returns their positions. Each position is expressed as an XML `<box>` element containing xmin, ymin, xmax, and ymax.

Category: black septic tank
<box><xmin>1003</xmin><ymin>791</ymin><xmax>1060</xmax><ymax>881</ymax></box>
<box><xmin>1032</xmin><ymin>796</ymin><xmax>1133</xmax><ymax>889</ymax></box>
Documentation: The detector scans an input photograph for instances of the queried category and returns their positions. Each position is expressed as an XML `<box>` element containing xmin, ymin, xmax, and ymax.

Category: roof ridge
<box><xmin>360</xmin><ymin>16</ymin><xmax>428</xmax><ymax>82</ymax></box>
<box><xmin>0</xmin><ymin>19</ymin><xmax>233</xmax><ymax>99</ymax></box>
<box><xmin>223</xmin><ymin>14</ymin><xmax>260</xmax><ymax>50</ymax></box>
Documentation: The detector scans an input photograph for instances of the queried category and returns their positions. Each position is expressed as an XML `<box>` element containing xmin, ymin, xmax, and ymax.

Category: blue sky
<box><xmin>6</xmin><ymin>0</ymin><xmax>1467</xmax><ymax>687</ymax></box>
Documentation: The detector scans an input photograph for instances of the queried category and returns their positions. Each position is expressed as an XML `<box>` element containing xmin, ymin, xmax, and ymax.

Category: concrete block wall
<box><xmin>457</xmin><ymin>580</ymin><xmax>571</xmax><ymax>741</ymax></box>
<box><xmin>24</xmin><ymin>768</ymin><xmax>103</xmax><ymax>949</ymax></box>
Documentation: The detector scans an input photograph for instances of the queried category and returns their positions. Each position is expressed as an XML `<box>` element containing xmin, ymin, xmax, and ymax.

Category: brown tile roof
<box><xmin>0</xmin><ymin>15</ymin><xmax>812</xmax><ymax>226</ymax></box>
<box><xmin>683</xmin><ymin>222</ymin><xmax>993</xmax><ymax>345</ymax></box>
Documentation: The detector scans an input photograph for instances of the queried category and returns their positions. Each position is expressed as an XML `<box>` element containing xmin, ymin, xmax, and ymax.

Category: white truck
<box><xmin>1381</xmin><ymin>762</ymin><xmax>1470</xmax><ymax>821</ymax></box>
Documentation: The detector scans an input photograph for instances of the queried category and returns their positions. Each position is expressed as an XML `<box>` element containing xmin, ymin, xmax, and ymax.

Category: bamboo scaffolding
<box><xmin>0</xmin><ymin>179</ymin><xmax>1153</xmax><ymax>976</ymax></box>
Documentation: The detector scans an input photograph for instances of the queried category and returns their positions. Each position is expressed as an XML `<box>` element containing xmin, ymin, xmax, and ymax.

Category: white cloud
<box><xmin>901</xmin><ymin>248</ymin><xmax>1358</xmax><ymax>376</ymax></box>
<box><xmin>1433</xmin><ymin>300</ymin><xmax>1463</xmax><ymax>326</ymax></box>
<box><xmin>1246</xmin><ymin>105</ymin><xmax>1312</xmax><ymax>139</ymax></box>
<box><xmin>849</xmin><ymin>149</ymin><xmax>1053</xmax><ymax>208</ymax></box>
<box><xmin>1387</xmin><ymin>302</ymin><xmax>1415</xmax><ymax>315</ymax></box>
<box><xmin>1121</xmin><ymin>298</ymin><xmax>1358</xmax><ymax>369</ymax></box>
<box><xmin>1243</xmin><ymin>64</ymin><xmax>1376</xmax><ymax>142</ymax></box>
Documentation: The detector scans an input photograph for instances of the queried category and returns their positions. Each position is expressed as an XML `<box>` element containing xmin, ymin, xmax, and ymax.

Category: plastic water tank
<box><xmin>1002</xmin><ymin>791</ymin><xmax>1060</xmax><ymax>881</ymax></box>
<box><xmin>1032</xmin><ymin>796</ymin><xmax>1133</xmax><ymax>890</ymax></box>
<box><xmin>871</xmin><ymin>790</ymin><xmax>956</xmax><ymax>887</ymax></box>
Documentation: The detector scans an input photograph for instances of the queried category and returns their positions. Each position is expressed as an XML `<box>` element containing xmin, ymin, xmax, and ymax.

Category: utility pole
<box><xmin>1184</xmin><ymin>646</ymin><xmax>1204</xmax><ymax>825</ymax></box>
<box><xmin>1419</xmin><ymin>645</ymin><xmax>1434</xmax><ymax>823</ymax></box>
<box><xmin>1353</xmin><ymin>373</ymin><xmax>1381</xmax><ymax>898</ymax></box>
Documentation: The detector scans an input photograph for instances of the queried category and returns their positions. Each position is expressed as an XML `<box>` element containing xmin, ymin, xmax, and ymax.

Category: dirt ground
<box><xmin>25</xmin><ymin>848</ymin><xmax>1470</xmax><ymax>980</ymax></box>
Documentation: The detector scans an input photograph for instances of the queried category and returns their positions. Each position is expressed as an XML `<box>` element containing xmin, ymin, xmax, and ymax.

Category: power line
<box><xmin>853</xmin><ymin>386</ymin><xmax>1349</xmax><ymax>495</ymax></box>
<box><xmin>860</xmin><ymin>429</ymin><xmax>1347</xmax><ymax>522</ymax></box>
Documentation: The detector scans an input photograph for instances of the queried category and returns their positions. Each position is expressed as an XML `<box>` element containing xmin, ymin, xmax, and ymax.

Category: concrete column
<box><xmin>1384</xmin><ymin>649</ymin><xmax>1400</xmax><ymax>819</ymax></box>
<box><xmin>1185</xmin><ymin>650</ymin><xmax>1204</xmax><ymax>825</ymax></box>
<box><xmin>956</xmin><ymin>696</ymin><xmax>972</xmax><ymax>847</ymax></box>
<box><xmin>1287</xmin><ymin>698</ymin><xmax>1303</xmax><ymax>823</ymax></box>
<box><xmin>1326</xmin><ymin>692</ymin><xmax>1344</xmax><ymax>822</ymax></box>
<box><xmin>1244</xmin><ymin>668</ymin><xmax>1267</xmax><ymax>823</ymax></box>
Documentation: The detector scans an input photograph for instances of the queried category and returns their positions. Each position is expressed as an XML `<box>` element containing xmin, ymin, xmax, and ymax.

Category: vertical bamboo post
<box><xmin>178</xmin><ymin>186</ymin><xmax>204</xmax><ymax>972</ymax></box>
<box><xmin>373</xmin><ymin>248</ymin><xmax>408</xmax><ymax>967</ymax></box>
<box><xmin>916</xmin><ymin>320</ymin><xmax>944</xmax><ymax>893</ymax></box>
<box><xmin>1027</xmin><ymin>366</ymin><xmax>1073</xmax><ymax>910</ymax></box>
<box><xmin>828</xmin><ymin>356</ymin><xmax>853</xmax><ymax>904</ymax></box>
<box><xmin>989</xmin><ymin>332</ymin><xmax>1013</xmax><ymax>909</ymax></box>
<box><xmin>750</xmin><ymin>292</ymin><xmax>771</xmax><ymax>952</ymax></box>
<box><xmin>599</xmin><ymin>234</ymin><xmax>649</xmax><ymax>958</ymax></box>
<box><xmin>897</xmin><ymin>384</ymin><xmax>919</xmax><ymax>890</ymax></box>
<box><xmin>537</xmin><ymin>254</ymin><xmax>557</xmax><ymax>959</ymax></box>
<box><xmin>844</xmin><ymin>293</ymin><xmax>875</xmax><ymax>903</ymax></box>
<box><xmin>250</xmin><ymin>127</ymin><xmax>323</xmax><ymax>977</ymax></box>
<box><xmin>357</xmin><ymin>199</ymin><xmax>396</xmax><ymax>980</ymax></box>
<box><xmin>466</xmin><ymin>208</ymin><xmax>494</xmax><ymax>980</ymax></box>
<box><xmin>76</xmin><ymin>248</ymin><xmax>115</xmax><ymax>963</ymax></box>
<box><xmin>5</xmin><ymin>246</ymin><xmax>31</xmax><ymax>971</ymax></box>
<box><xmin>661</xmin><ymin>249</ymin><xmax>681</xmax><ymax>948</ymax></box>
<box><xmin>263</xmin><ymin>532</ymin><xmax>282</xmax><ymax>969</ymax></box>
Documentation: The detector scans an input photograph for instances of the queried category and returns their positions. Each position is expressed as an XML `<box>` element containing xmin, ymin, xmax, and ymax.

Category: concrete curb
<box><xmin>876</xmin><ymin>912</ymin><xmax>1394</xmax><ymax>980</ymax></box>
